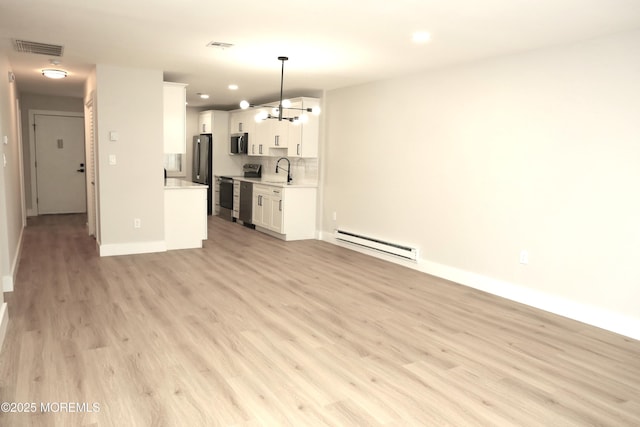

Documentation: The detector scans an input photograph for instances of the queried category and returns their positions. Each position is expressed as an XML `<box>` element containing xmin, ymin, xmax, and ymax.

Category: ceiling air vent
<box><xmin>13</xmin><ymin>39</ymin><xmax>64</xmax><ymax>56</ymax></box>
<box><xmin>206</xmin><ymin>41</ymin><xmax>234</xmax><ymax>49</ymax></box>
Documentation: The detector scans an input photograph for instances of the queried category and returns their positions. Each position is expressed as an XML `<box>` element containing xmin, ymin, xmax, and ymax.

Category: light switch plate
<box><xmin>109</xmin><ymin>154</ymin><xmax>117</xmax><ymax>165</ymax></box>
<box><xmin>109</xmin><ymin>131</ymin><xmax>119</xmax><ymax>141</ymax></box>
<box><xmin>3</xmin><ymin>135</ymin><xmax>7</xmax><ymax>145</ymax></box>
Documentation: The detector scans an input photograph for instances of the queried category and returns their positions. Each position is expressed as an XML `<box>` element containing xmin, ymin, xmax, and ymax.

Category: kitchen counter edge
<box><xmin>232</xmin><ymin>177</ymin><xmax>318</xmax><ymax>188</ymax></box>
<box><xmin>164</xmin><ymin>178</ymin><xmax>208</xmax><ymax>189</ymax></box>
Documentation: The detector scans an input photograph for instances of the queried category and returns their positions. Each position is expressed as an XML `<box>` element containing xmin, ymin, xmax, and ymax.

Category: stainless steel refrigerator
<box><xmin>192</xmin><ymin>134</ymin><xmax>213</xmax><ymax>215</ymax></box>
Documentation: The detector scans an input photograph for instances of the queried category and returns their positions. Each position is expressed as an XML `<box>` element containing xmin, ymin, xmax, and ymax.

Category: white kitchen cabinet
<box><xmin>254</xmin><ymin>186</ymin><xmax>284</xmax><ymax>233</ymax></box>
<box><xmin>257</xmin><ymin>112</ymin><xmax>289</xmax><ymax>149</ymax></box>
<box><xmin>232</xmin><ymin>180</ymin><xmax>240</xmax><ymax>219</ymax></box>
<box><xmin>288</xmin><ymin>97</ymin><xmax>320</xmax><ymax>158</ymax></box>
<box><xmin>229</xmin><ymin>109</ymin><xmax>255</xmax><ymax>134</ymax></box>
<box><xmin>164</xmin><ymin>179</ymin><xmax>207</xmax><ymax>250</ymax></box>
<box><xmin>269</xmin><ymin>188</ymin><xmax>284</xmax><ymax>232</ymax></box>
<box><xmin>250</xmin><ymin>108</ymin><xmax>270</xmax><ymax>156</ymax></box>
<box><xmin>243</xmin><ymin>96</ymin><xmax>319</xmax><ymax>157</ymax></box>
<box><xmin>198</xmin><ymin>110</ymin><xmax>214</xmax><ymax>134</ymax></box>
<box><xmin>163</xmin><ymin>82</ymin><xmax>187</xmax><ymax>153</ymax></box>
<box><xmin>269</xmin><ymin>119</ymin><xmax>289</xmax><ymax>149</ymax></box>
<box><xmin>248</xmin><ymin>140</ymin><xmax>265</xmax><ymax>156</ymax></box>
<box><xmin>252</xmin><ymin>183</ymin><xmax>316</xmax><ymax>240</ymax></box>
<box><xmin>252</xmin><ymin>185</ymin><xmax>272</xmax><ymax>228</ymax></box>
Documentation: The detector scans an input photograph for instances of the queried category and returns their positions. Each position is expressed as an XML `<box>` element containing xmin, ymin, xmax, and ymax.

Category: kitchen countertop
<box><xmin>232</xmin><ymin>176</ymin><xmax>318</xmax><ymax>189</ymax></box>
<box><xmin>164</xmin><ymin>178</ymin><xmax>208</xmax><ymax>189</ymax></box>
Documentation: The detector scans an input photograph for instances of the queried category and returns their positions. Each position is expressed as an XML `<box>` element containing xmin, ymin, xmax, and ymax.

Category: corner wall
<box><xmin>321</xmin><ymin>30</ymin><xmax>640</xmax><ymax>339</ymax></box>
<box><xmin>93</xmin><ymin>65</ymin><xmax>165</xmax><ymax>256</ymax></box>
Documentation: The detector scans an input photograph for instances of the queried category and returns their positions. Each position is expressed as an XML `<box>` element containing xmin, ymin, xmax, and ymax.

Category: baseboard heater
<box><xmin>334</xmin><ymin>229</ymin><xmax>418</xmax><ymax>261</ymax></box>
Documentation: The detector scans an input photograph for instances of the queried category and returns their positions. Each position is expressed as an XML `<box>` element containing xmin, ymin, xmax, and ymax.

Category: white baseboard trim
<box><xmin>99</xmin><ymin>240</ymin><xmax>167</xmax><ymax>257</ymax></box>
<box><xmin>2</xmin><ymin>226</ymin><xmax>24</xmax><ymax>292</ymax></box>
<box><xmin>0</xmin><ymin>303</ymin><xmax>8</xmax><ymax>352</ymax></box>
<box><xmin>321</xmin><ymin>233</ymin><xmax>640</xmax><ymax>341</ymax></box>
<box><xmin>1</xmin><ymin>276</ymin><xmax>12</xmax><ymax>293</ymax></box>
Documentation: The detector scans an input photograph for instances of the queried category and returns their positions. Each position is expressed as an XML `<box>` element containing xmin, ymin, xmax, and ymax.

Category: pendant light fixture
<box><xmin>240</xmin><ymin>56</ymin><xmax>320</xmax><ymax>122</ymax></box>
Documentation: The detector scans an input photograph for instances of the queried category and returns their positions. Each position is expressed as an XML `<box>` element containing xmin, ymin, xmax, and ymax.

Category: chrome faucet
<box><xmin>275</xmin><ymin>157</ymin><xmax>292</xmax><ymax>184</ymax></box>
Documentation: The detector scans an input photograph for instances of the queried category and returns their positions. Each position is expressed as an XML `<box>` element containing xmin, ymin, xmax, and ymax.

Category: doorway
<box><xmin>29</xmin><ymin>112</ymin><xmax>86</xmax><ymax>215</ymax></box>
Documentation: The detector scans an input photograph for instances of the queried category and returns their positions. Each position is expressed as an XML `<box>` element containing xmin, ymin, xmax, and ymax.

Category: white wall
<box><xmin>322</xmin><ymin>30</ymin><xmax>640</xmax><ymax>338</ymax></box>
<box><xmin>184</xmin><ymin>107</ymin><xmax>200</xmax><ymax>181</ymax></box>
<box><xmin>0</xmin><ymin>52</ymin><xmax>25</xmax><ymax>346</ymax></box>
<box><xmin>93</xmin><ymin>65</ymin><xmax>165</xmax><ymax>255</ymax></box>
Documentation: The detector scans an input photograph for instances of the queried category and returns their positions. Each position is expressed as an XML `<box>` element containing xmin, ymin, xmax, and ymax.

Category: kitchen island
<box><xmin>164</xmin><ymin>178</ymin><xmax>208</xmax><ymax>250</ymax></box>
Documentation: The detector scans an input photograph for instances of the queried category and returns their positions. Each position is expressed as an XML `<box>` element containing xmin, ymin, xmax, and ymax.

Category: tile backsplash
<box><xmin>255</xmin><ymin>157</ymin><xmax>319</xmax><ymax>184</ymax></box>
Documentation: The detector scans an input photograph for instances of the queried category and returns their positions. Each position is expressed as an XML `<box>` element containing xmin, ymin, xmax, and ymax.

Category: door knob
<box><xmin>77</xmin><ymin>168</ymin><xmax>85</xmax><ymax>172</ymax></box>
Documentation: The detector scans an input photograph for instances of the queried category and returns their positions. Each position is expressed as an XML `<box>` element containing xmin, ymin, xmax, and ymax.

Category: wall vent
<box><xmin>13</xmin><ymin>39</ymin><xmax>64</xmax><ymax>56</ymax></box>
<box><xmin>335</xmin><ymin>230</ymin><xmax>418</xmax><ymax>261</ymax></box>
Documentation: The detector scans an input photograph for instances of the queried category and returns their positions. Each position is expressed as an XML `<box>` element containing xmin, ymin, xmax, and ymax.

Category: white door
<box><xmin>34</xmin><ymin>114</ymin><xmax>87</xmax><ymax>214</ymax></box>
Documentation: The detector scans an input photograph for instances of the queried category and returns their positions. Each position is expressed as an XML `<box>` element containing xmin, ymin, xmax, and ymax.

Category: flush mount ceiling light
<box><xmin>41</xmin><ymin>68</ymin><xmax>67</xmax><ymax>79</ymax></box>
<box><xmin>412</xmin><ymin>31</ymin><xmax>432</xmax><ymax>43</ymax></box>
<box><xmin>240</xmin><ymin>56</ymin><xmax>320</xmax><ymax>122</ymax></box>
<box><xmin>197</xmin><ymin>93</ymin><xmax>210</xmax><ymax>99</ymax></box>
<box><xmin>228</xmin><ymin>84</ymin><xmax>238</xmax><ymax>90</ymax></box>
<box><xmin>206</xmin><ymin>41</ymin><xmax>234</xmax><ymax>50</ymax></box>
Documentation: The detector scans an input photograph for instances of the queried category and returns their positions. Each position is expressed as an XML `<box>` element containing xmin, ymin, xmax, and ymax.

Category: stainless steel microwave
<box><xmin>230</xmin><ymin>132</ymin><xmax>248</xmax><ymax>154</ymax></box>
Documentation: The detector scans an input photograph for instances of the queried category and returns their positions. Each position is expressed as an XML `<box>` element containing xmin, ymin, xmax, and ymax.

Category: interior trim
<box><xmin>322</xmin><ymin>233</ymin><xmax>640</xmax><ymax>340</ymax></box>
<box><xmin>2</xmin><ymin>226</ymin><xmax>23</xmax><ymax>292</ymax></box>
<box><xmin>99</xmin><ymin>240</ymin><xmax>167</xmax><ymax>257</ymax></box>
<box><xmin>0</xmin><ymin>303</ymin><xmax>8</xmax><ymax>352</ymax></box>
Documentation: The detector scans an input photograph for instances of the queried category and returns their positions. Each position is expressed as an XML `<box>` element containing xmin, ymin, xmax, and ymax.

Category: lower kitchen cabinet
<box><xmin>252</xmin><ymin>185</ymin><xmax>274</xmax><ymax>230</ymax></box>
<box><xmin>164</xmin><ymin>180</ymin><xmax>208</xmax><ymax>250</ymax></box>
<box><xmin>232</xmin><ymin>180</ymin><xmax>240</xmax><ymax>219</ymax></box>
<box><xmin>252</xmin><ymin>184</ymin><xmax>316</xmax><ymax>240</ymax></box>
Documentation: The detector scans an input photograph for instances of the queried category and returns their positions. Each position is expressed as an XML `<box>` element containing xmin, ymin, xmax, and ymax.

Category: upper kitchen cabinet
<box><xmin>239</xmin><ymin>96</ymin><xmax>320</xmax><ymax>157</ymax></box>
<box><xmin>256</xmin><ymin>115</ymin><xmax>289</xmax><ymax>149</ymax></box>
<box><xmin>288</xmin><ymin>97</ymin><xmax>320</xmax><ymax>158</ymax></box>
<box><xmin>163</xmin><ymin>82</ymin><xmax>188</xmax><ymax>153</ymax></box>
<box><xmin>229</xmin><ymin>109</ymin><xmax>255</xmax><ymax>134</ymax></box>
<box><xmin>199</xmin><ymin>110</ymin><xmax>214</xmax><ymax>134</ymax></box>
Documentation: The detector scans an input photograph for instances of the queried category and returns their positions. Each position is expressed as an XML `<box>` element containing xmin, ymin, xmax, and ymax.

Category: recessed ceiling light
<box><xmin>228</xmin><ymin>84</ymin><xmax>238</xmax><ymax>90</ymax></box>
<box><xmin>412</xmin><ymin>31</ymin><xmax>431</xmax><ymax>44</ymax></box>
<box><xmin>198</xmin><ymin>93</ymin><xmax>210</xmax><ymax>99</ymax></box>
<box><xmin>41</xmin><ymin>69</ymin><xmax>67</xmax><ymax>79</ymax></box>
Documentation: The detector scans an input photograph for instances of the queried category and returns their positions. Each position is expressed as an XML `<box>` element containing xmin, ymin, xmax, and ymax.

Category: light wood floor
<box><xmin>1</xmin><ymin>214</ymin><xmax>639</xmax><ymax>426</ymax></box>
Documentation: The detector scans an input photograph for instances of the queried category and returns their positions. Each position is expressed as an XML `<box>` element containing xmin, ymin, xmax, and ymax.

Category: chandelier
<box><xmin>239</xmin><ymin>56</ymin><xmax>320</xmax><ymax>122</ymax></box>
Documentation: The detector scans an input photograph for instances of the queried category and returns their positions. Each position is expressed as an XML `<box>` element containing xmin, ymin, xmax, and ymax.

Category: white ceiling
<box><xmin>1</xmin><ymin>0</ymin><xmax>639</xmax><ymax>109</ymax></box>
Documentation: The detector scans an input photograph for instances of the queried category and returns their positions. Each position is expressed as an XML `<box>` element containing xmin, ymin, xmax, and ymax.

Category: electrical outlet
<box><xmin>519</xmin><ymin>250</ymin><xmax>529</xmax><ymax>265</ymax></box>
<box><xmin>134</xmin><ymin>218</ymin><xmax>141</xmax><ymax>229</ymax></box>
